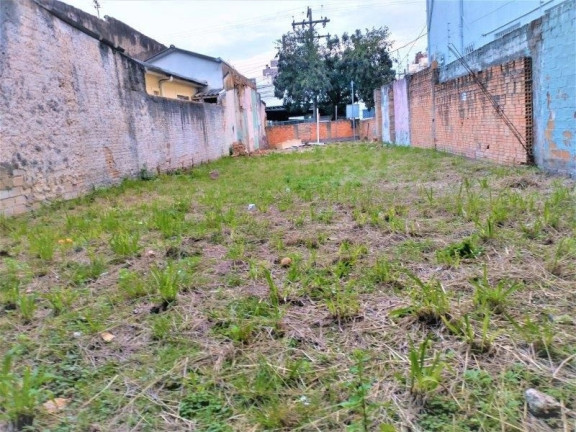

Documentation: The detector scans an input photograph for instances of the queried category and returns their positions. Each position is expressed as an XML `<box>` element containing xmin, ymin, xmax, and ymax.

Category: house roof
<box><xmin>193</xmin><ymin>88</ymin><xmax>223</xmax><ymax>98</ymax></box>
<box><xmin>144</xmin><ymin>45</ymin><xmax>222</xmax><ymax>64</ymax></box>
<box><xmin>134</xmin><ymin>59</ymin><xmax>208</xmax><ymax>87</ymax></box>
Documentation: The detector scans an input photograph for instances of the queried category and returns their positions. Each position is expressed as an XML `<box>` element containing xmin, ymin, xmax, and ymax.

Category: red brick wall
<box><xmin>358</xmin><ymin>119</ymin><xmax>378</xmax><ymax>141</ymax></box>
<box><xmin>407</xmin><ymin>58</ymin><xmax>531</xmax><ymax>164</ymax></box>
<box><xmin>266</xmin><ymin>120</ymin><xmax>355</xmax><ymax>146</ymax></box>
<box><xmin>408</xmin><ymin>68</ymin><xmax>435</xmax><ymax>149</ymax></box>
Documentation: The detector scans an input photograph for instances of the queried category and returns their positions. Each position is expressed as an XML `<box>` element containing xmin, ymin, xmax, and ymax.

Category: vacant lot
<box><xmin>1</xmin><ymin>143</ymin><xmax>575</xmax><ymax>431</ymax></box>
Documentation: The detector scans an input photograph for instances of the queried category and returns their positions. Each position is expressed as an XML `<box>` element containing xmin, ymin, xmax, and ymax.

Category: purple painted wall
<box><xmin>393</xmin><ymin>79</ymin><xmax>410</xmax><ymax>146</ymax></box>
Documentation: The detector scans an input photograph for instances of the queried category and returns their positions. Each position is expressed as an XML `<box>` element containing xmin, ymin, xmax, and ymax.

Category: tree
<box><xmin>336</xmin><ymin>28</ymin><xmax>395</xmax><ymax>109</ymax></box>
<box><xmin>274</xmin><ymin>26</ymin><xmax>395</xmax><ymax>118</ymax></box>
<box><xmin>274</xmin><ymin>28</ymin><xmax>331</xmax><ymax>117</ymax></box>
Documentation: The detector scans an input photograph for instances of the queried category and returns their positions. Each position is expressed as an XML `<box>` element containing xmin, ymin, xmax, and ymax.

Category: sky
<box><xmin>60</xmin><ymin>0</ymin><xmax>427</xmax><ymax>81</ymax></box>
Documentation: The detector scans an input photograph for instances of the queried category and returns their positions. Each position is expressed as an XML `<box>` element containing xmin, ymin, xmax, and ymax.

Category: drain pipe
<box><xmin>158</xmin><ymin>76</ymin><xmax>174</xmax><ymax>97</ymax></box>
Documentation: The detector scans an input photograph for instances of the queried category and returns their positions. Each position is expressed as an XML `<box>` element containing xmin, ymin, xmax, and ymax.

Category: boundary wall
<box><xmin>0</xmin><ymin>0</ymin><xmax>227</xmax><ymax>215</ymax></box>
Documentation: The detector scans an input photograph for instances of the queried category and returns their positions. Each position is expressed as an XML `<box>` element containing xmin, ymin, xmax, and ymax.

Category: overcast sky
<box><xmin>61</xmin><ymin>0</ymin><xmax>427</xmax><ymax>79</ymax></box>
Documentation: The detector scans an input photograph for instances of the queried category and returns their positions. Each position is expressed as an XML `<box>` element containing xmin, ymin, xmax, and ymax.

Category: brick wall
<box><xmin>266</xmin><ymin>120</ymin><xmax>354</xmax><ymax>147</ymax></box>
<box><xmin>358</xmin><ymin>119</ymin><xmax>378</xmax><ymax>141</ymax></box>
<box><xmin>37</xmin><ymin>0</ymin><xmax>166</xmax><ymax>60</ymax></box>
<box><xmin>408</xmin><ymin>68</ymin><xmax>435</xmax><ymax>149</ymax></box>
<box><xmin>408</xmin><ymin>58</ymin><xmax>531</xmax><ymax>164</ymax></box>
<box><xmin>0</xmin><ymin>0</ymin><xmax>227</xmax><ymax>216</ymax></box>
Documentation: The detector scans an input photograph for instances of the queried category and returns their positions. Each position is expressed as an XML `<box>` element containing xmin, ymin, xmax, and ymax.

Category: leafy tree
<box><xmin>274</xmin><ymin>26</ymin><xmax>395</xmax><ymax>118</ymax></box>
<box><xmin>274</xmin><ymin>28</ymin><xmax>331</xmax><ymax>117</ymax></box>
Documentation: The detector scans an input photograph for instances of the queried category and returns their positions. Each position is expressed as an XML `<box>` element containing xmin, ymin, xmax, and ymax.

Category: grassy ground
<box><xmin>1</xmin><ymin>143</ymin><xmax>575</xmax><ymax>431</ymax></box>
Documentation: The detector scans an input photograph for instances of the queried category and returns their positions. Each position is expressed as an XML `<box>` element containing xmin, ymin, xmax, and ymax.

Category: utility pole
<box><xmin>291</xmin><ymin>7</ymin><xmax>330</xmax><ymax>120</ymax></box>
<box><xmin>292</xmin><ymin>7</ymin><xmax>330</xmax><ymax>35</ymax></box>
<box><xmin>93</xmin><ymin>0</ymin><xmax>101</xmax><ymax>18</ymax></box>
<box><xmin>351</xmin><ymin>80</ymin><xmax>356</xmax><ymax>141</ymax></box>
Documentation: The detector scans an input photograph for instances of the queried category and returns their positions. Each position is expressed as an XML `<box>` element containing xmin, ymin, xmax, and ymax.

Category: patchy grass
<box><xmin>1</xmin><ymin>143</ymin><xmax>575</xmax><ymax>431</ymax></box>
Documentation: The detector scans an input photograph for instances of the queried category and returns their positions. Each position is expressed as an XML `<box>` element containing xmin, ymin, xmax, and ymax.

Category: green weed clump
<box><xmin>436</xmin><ymin>237</ymin><xmax>482</xmax><ymax>266</ymax></box>
<box><xmin>408</xmin><ymin>337</ymin><xmax>445</xmax><ymax>396</ymax></box>
<box><xmin>0</xmin><ymin>355</ymin><xmax>51</xmax><ymax>431</ymax></box>
<box><xmin>109</xmin><ymin>231</ymin><xmax>140</xmax><ymax>258</ymax></box>
<box><xmin>150</xmin><ymin>263</ymin><xmax>185</xmax><ymax>305</ymax></box>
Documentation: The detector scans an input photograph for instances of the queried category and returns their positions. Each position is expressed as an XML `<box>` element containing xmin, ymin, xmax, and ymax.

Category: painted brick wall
<box><xmin>0</xmin><ymin>0</ymin><xmax>227</xmax><ymax>216</ymax></box>
<box><xmin>407</xmin><ymin>59</ymin><xmax>530</xmax><ymax>164</ymax></box>
<box><xmin>393</xmin><ymin>79</ymin><xmax>411</xmax><ymax>145</ymax></box>
<box><xmin>534</xmin><ymin>0</ymin><xmax>576</xmax><ymax>174</ymax></box>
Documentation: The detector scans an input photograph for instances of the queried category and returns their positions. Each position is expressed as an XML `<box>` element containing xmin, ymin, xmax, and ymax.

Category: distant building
<box><xmin>140</xmin><ymin>62</ymin><xmax>207</xmax><ymax>101</ymax></box>
<box><xmin>407</xmin><ymin>51</ymin><xmax>429</xmax><ymax>75</ymax></box>
<box><xmin>257</xmin><ymin>59</ymin><xmax>288</xmax><ymax>121</ymax></box>
<box><xmin>426</xmin><ymin>0</ymin><xmax>566</xmax><ymax>67</ymax></box>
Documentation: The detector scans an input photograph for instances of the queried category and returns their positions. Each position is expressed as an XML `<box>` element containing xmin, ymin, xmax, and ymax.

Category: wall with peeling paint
<box><xmin>0</xmin><ymin>0</ymin><xmax>227</xmax><ymax>216</ymax></box>
<box><xmin>534</xmin><ymin>0</ymin><xmax>576</xmax><ymax>174</ymax></box>
<box><xmin>376</xmin><ymin>0</ymin><xmax>575</xmax><ymax>176</ymax></box>
<box><xmin>392</xmin><ymin>79</ymin><xmax>410</xmax><ymax>146</ymax></box>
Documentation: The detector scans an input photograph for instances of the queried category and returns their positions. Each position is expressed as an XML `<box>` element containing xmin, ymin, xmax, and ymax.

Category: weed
<box><xmin>118</xmin><ymin>269</ymin><xmax>148</xmax><ymax>299</ymax></box>
<box><xmin>263</xmin><ymin>268</ymin><xmax>281</xmax><ymax>309</ymax></box>
<box><xmin>45</xmin><ymin>287</ymin><xmax>77</xmax><ymax>316</ymax></box>
<box><xmin>507</xmin><ymin>315</ymin><xmax>557</xmax><ymax>357</ymax></box>
<box><xmin>471</xmin><ymin>268</ymin><xmax>519</xmax><ymax>313</ymax></box>
<box><xmin>340</xmin><ymin>350</ymin><xmax>378</xmax><ymax>431</ymax></box>
<box><xmin>436</xmin><ymin>237</ymin><xmax>482</xmax><ymax>266</ymax></box>
<box><xmin>150</xmin><ymin>263</ymin><xmax>184</xmax><ymax>305</ymax></box>
<box><xmin>17</xmin><ymin>294</ymin><xmax>37</xmax><ymax>323</ymax></box>
<box><xmin>0</xmin><ymin>355</ymin><xmax>51</xmax><ymax>430</ymax></box>
<box><xmin>179</xmin><ymin>387</ymin><xmax>231</xmax><ymax>430</ymax></box>
<box><xmin>325</xmin><ymin>282</ymin><xmax>361</xmax><ymax>322</ymax></box>
<box><xmin>408</xmin><ymin>336</ymin><xmax>445</xmax><ymax>395</ymax></box>
<box><xmin>366</xmin><ymin>257</ymin><xmax>396</xmax><ymax>285</ymax></box>
<box><xmin>151</xmin><ymin>207</ymin><xmax>185</xmax><ymax>238</ymax></box>
<box><xmin>109</xmin><ymin>231</ymin><xmax>140</xmax><ymax>258</ymax></box>
<box><xmin>546</xmin><ymin>237</ymin><xmax>576</xmax><ymax>276</ymax></box>
<box><xmin>391</xmin><ymin>274</ymin><xmax>450</xmax><ymax>325</ymax></box>
<box><xmin>150</xmin><ymin>314</ymin><xmax>173</xmax><ymax>340</ymax></box>
<box><xmin>64</xmin><ymin>254</ymin><xmax>107</xmax><ymax>286</ymax></box>
<box><xmin>28</xmin><ymin>231</ymin><xmax>56</xmax><ymax>261</ymax></box>
<box><xmin>443</xmin><ymin>313</ymin><xmax>494</xmax><ymax>353</ymax></box>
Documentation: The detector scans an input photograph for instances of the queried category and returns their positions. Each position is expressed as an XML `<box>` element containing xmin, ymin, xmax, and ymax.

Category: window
<box><xmin>177</xmin><ymin>95</ymin><xmax>190</xmax><ymax>101</ymax></box>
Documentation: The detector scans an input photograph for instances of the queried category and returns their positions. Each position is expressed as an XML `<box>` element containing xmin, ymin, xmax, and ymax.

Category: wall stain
<box><xmin>104</xmin><ymin>146</ymin><xmax>120</xmax><ymax>178</ymax></box>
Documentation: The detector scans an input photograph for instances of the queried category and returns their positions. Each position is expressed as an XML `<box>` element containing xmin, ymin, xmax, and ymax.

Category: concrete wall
<box><xmin>379</xmin><ymin>87</ymin><xmax>391</xmax><ymax>142</ymax></box>
<box><xmin>534</xmin><ymin>0</ymin><xmax>576</xmax><ymax>174</ymax></box>
<box><xmin>426</xmin><ymin>0</ymin><xmax>564</xmax><ymax>67</ymax></box>
<box><xmin>223</xmin><ymin>86</ymin><xmax>267</xmax><ymax>153</ymax></box>
<box><xmin>392</xmin><ymin>79</ymin><xmax>410</xmax><ymax>146</ymax></box>
<box><xmin>0</xmin><ymin>0</ymin><xmax>227</xmax><ymax>216</ymax></box>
